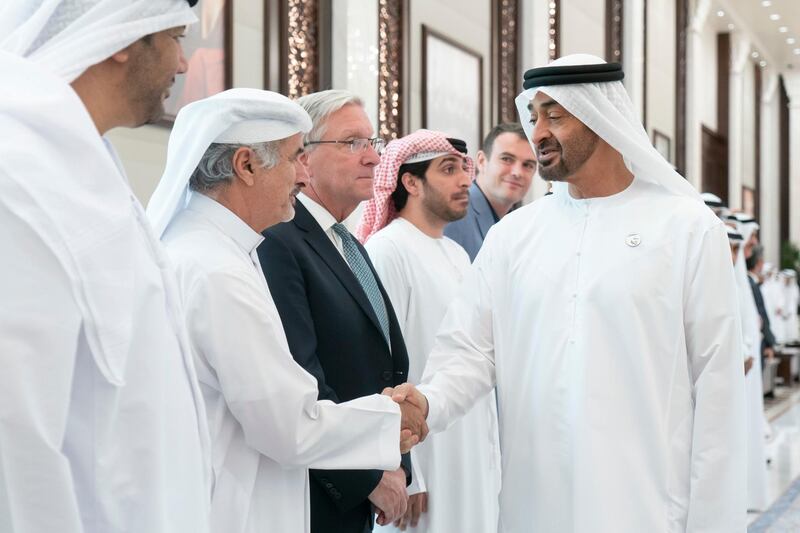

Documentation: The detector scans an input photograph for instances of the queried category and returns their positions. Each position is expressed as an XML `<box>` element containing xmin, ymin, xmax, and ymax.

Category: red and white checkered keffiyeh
<box><xmin>356</xmin><ymin>129</ymin><xmax>475</xmax><ymax>243</ymax></box>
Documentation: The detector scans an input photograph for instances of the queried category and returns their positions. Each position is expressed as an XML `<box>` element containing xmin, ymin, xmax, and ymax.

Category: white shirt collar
<box><xmin>186</xmin><ymin>193</ymin><xmax>264</xmax><ymax>255</ymax></box>
<box><xmin>298</xmin><ymin>192</ymin><xmax>338</xmax><ymax>232</ymax></box>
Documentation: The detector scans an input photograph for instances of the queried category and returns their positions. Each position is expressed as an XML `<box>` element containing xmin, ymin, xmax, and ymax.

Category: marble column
<box><xmin>728</xmin><ymin>32</ymin><xmax>751</xmax><ymax>210</ymax></box>
<box><xmin>623</xmin><ymin>0</ymin><xmax>646</xmax><ymax>122</ymax></box>
<box><xmin>785</xmin><ymin>73</ymin><xmax>800</xmax><ymax>246</ymax></box>
<box><xmin>760</xmin><ymin>71</ymin><xmax>781</xmax><ymax>264</ymax></box>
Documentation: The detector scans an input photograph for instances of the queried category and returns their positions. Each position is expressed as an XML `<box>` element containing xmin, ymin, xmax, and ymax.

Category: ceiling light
<box><xmin>752</xmin><ymin>51</ymin><xmax>760</xmax><ymax>58</ymax></box>
<box><xmin>770</xmin><ymin>13</ymin><xmax>781</xmax><ymax>21</ymax></box>
<box><xmin>795</xmin><ymin>48</ymin><xmax>800</xmax><ymax>55</ymax></box>
<box><xmin>717</xmin><ymin>10</ymin><xmax>725</xmax><ymax>17</ymax></box>
<box><xmin>779</xmin><ymin>26</ymin><xmax>789</xmax><ymax>33</ymax></box>
<box><xmin>789</xmin><ymin>37</ymin><xmax>797</xmax><ymax>45</ymax></box>
<box><xmin>760</xmin><ymin>60</ymin><xmax>768</xmax><ymax>67</ymax></box>
<box><xmin>762</xmin><ymin>0</ymin><xmax>772</xmax><ymax>6</ymax></box>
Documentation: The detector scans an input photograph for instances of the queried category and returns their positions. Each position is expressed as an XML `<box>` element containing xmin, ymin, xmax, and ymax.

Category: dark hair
<box><xmin>390</xmin><ymin>137</ymin><xmax>467</xmax><ymax>212</ymax></box>
<box><xmin>746</xmin><ymin>244</ymin><xmax>764</xmax><ymax>272</ymax></box>
<box><xmin>391</xmin><ymin>160</ymin><xmax>433</xmax><ymax>212</ymax></box>
<box><xmin>482</xmin><ymin>122</ymin><xmax>527</xmax><ymax>157</ymax></box>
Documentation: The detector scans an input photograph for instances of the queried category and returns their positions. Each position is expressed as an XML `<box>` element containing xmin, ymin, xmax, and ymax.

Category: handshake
<box><xmin>383</xmin><ymin>383</ymin><xmax>430</xmax><ymax>454</ymax></box>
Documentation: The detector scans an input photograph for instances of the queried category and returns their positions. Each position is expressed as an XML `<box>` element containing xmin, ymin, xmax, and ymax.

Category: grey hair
<box><xmin>188</xmin><ymin>141</ymin><xmax>281</xmax><ymax>193</ymax></box>
<box><xmin>296</xmin><ymin>90</ymin><xmax>364</xmax><ymax>146</ymax></box>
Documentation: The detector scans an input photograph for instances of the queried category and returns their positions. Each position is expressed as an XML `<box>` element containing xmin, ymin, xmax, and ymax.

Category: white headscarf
<box><xmin>515</xmin><ymin>54</ymin><xmax>700</xmax><ymax>200</ymax></box>
<box><xmin>0</xmin><ymin>0</ymin><xmax>197</xmax><ymax>82</ymax></box>
<box><xmin>0</xmin><ymin>0</ymin><xmax>197</xmax><ymax>385</ymax></box>
<box><xmin>147</xmin><ymin>88</ymin><xmax>313</xmax><ymax>238</ymax></box>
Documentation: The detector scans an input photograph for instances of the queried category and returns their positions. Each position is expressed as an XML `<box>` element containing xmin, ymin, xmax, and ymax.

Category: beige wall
<box><xmin>560</xmin><ymin>0</ymin><xmax>605</xmax><ymax>59</ymax></box>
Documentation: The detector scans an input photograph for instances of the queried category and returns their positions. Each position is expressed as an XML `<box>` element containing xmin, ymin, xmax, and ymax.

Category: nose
<box><xmin>295</xmin><ymin>160</ymin><xmax>310</xmax><ymax>187</ymax></box>
<box><xmin>176</xmin><ymin>44</ymin><xmax>189</xmax><ymax>75</ymax></box>
<box><xmin>458</xmin><ymin>167</ymin><xmax>472</xmax><ymax>188</ymax></box>
<box><xmin>531</xmin><ymin>119</ymin><xmax>551</xmax><ymax>147</ymax></box>
<box><xmin>362</xmin><ymin>143</ymin><xmax>381</xmax><ymax>166</ymax></box>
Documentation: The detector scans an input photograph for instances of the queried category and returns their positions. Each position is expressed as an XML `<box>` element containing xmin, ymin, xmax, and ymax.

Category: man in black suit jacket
<box><xmin>258</xmin><ymin>90</ymin><xmax>413</xmax><ymax>533</ymax></box>
<box><xmin>747</xmin><ymin>244</ymin><xmax>777</xmax><ymax>357</ymax></box>
<box><xmin>444</xmin><ymin>122</ymin><xmax>536</xmax><ymax>261</ymax></box>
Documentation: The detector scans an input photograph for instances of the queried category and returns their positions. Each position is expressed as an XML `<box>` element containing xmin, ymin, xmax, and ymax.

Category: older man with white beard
<box><xmin>147</xmin><ymin>89</ymin><xmax>427</xmax><ymax>533</ymax></box>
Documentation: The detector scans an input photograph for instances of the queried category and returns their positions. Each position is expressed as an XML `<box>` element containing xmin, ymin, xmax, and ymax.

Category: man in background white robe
<box><xmin>358</xmin><ymin>130</ymin><xmax>500</xmax><ymax>532</ymax></box>
<box><xmin>724</xmin><ymin>217</ymin><xmax>768</xmax><ymax>511</ymax></box>
<box><xmin>390</xmin><ymin>54</ymin><xmax>746</xmax><ymax>533</ymax></box>
<box><xmin>147</xmin><ymin>89</ymin><xmax>427</xmax><ymax>533</ymax></box>
<box><xmin>0</xmin><ymin>2</ymin><xmax>211</xmax><ymax>532</ymax></box>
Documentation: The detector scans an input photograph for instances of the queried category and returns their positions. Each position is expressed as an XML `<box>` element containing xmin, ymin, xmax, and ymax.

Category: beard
<box><xmin>536</xmin><ymin>128</ymin><xmax>599</xmax><ymax>182</ymax></box>
<box><xmin>421</xmin><ymin>183</ymin><xmax>468</xmax><ymax>223</ymax></box>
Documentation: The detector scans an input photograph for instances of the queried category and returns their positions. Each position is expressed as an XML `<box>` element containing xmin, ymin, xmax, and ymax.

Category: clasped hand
<box><xmin>382</xmin><ymin>383</ymin><xmax>430</xmax><ymax>454</ymax></box>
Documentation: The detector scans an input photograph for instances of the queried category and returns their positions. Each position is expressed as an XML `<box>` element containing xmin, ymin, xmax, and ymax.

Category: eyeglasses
<box><xmin>305</xmin><ymin>137</ymin><xmax>386</xmax><ymax>154</ymax></box>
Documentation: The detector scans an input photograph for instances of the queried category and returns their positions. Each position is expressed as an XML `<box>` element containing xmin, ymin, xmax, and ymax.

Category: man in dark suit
<box><xmin>444</xmin><ymin>122</ymin><xmax>537</xmax><ymax>261</ymax></box>
<box><xmin>747</xmin><ymin>244</ymin><xmax>777</xmax><ymax>358</ymax></box>
<box><xmin>258</xmin><ymin>90</ymin><xmax>414</xmax><ymax>533</ymax></box>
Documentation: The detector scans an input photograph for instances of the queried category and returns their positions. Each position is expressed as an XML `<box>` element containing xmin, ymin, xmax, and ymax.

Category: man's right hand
<box><xmin>369</xmin><ymin>468</ymin><xmax>408</xmax><ymax>526</ymax></box>
<box><xmin>384</xmin><ymin>385</ymin><xmax>429</xmax><ymax>448</ymax></box>
<box><xmin>745</xmin><ymin>356</ymin><xmax>754</xmax><ymax>375</ymax></box>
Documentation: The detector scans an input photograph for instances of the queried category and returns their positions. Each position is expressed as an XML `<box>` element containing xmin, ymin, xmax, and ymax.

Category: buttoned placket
<box><xmin>567</xmin><ymin>201</ymin><xmax>591</xmax><ymax>348</ymax></box>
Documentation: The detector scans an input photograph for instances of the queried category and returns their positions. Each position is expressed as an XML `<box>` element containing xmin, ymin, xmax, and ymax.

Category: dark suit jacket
<box><xmin>749</xmin><ymin>274</ymin><xmax>776</xmax><ymax>351</ymax></box>
<box><xmin>257</xmin><ymin>201</ymin><xmax>411</xmax><ymax>533</ymax></box>
<box><xmin>443</xmin><ymin>181</ymin><xmax>497</xmax><ymax>262</ymax></box>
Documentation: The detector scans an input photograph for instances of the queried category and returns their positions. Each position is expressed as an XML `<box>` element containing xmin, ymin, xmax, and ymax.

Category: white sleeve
<box><xmin>418</xmin><ymin>233</ymin><xmax>499</xmax><ymax>434</ymax></box>
<box><xmin>186</xmin><ymin>268</ymin><xmax>402</xmax><ymax>470</ymax></box>
<box><xmin>0</xmin><ymin>206</ymin><xmax>85</xmax><ymax>533</ymax></box>
<box><xmin>682</xmin><ymin>223</ymin><xmax>747</xmax><ymax>533</ymax></box>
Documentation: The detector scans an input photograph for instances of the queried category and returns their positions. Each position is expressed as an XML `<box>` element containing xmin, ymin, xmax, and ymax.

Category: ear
<box><xmin>400</xmin><ymin>172</ymin><xmax>422</xmax><ymax>198</ymax></box>
<box><xmin>231</xmin><ymin>147</ymin><xmax>258</xmax><ymax>187</ymax></box>
<box><xmin>475</xmin><ymin>150</ymin><xmax>487</xmax><ymax>173</ymax></box>
<box><xmin>110</xmin><ymin>42</ymin><xmax>136</xmax><ymax>65</ymax></box>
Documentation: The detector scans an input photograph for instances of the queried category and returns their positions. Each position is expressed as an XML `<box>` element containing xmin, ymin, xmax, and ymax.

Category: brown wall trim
<box><xmin>605</xmin><ymin>0</ymin><xmax>624</xmax><ymax>64</ymax></box>
<box><xmin>548</xmin><ymin>0</ymin><xmax>561</xmax><ymax>61</ymax></box>
<box><xmin>378</xmin><ymin>0</ymin><xmax>404</xmax><ymax>140</ymax></box>
<box><xmin>754</xmin><ymin>63</ymin><xmax>762</xmax><ymax>221</ymax></box>
<box><xmin>643</xmin><ymin>0</ymin><xmax>648</xmax><ymax>129</ymax></box>
<box><xmin>780</xmin><ymin>76</ymin><xmax>790</xmax><ymax>246</ymax></box>
<box><xmin>675</xmin><ymin>0</ymin><xmax>688</xmax><ymax>176</ymax></box>
<box><xmin>491</xmin><ymin>0</ymin><xmax>521</xmax><ymax>124</ymax></box>
<box><xmin>716</xmin><ymin>33</ymin><xmax>730</xmax><ymax>142</ymax></box>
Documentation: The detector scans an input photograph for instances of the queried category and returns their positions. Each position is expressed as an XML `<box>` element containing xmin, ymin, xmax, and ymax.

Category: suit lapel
<box><xmin>470</xmin><ymin>182</ymin><xmax>496</xmax><ymax>239</ymax></box>
<box><xmin>293</xmin><ymin>203</ymin><xmax>385</xmax><ymax>336</ymax></box>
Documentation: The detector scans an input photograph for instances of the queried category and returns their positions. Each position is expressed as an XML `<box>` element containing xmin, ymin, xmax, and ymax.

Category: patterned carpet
<box><xmin>749</xmin><ymin>476</ymin><xmax>800</xmax><ymax>532</ymax></box>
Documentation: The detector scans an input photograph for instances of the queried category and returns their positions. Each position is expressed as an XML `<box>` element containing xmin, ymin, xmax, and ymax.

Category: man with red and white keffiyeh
<box><xmin>360</xmin><ymin>130</ymin><xmax>501</xmax><ymax>533</ymax></box>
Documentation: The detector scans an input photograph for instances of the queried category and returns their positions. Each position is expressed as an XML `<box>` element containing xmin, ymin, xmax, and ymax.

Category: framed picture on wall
<box><xmin>161</xmin><ymin>0</ymin><xmax>232</xmax><ymax>123</ymax></box>
<box><xmin>421</xmin><ymin>25</ymin><xmax>483</xmax><ymax>156</ymax></box>
<box><xmin>653</xmin><ymin>129</ymin><xmax>672</xmax><ymax>164</ymax></box>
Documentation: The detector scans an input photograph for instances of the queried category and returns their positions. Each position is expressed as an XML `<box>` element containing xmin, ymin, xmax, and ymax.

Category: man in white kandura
<box><xmin>724</xmin><ymin>215</ymin><xmax>768</xmax><ymax>511</ymax></box>
<box><xmin>390</xmin><ymin>54</ymin><xmax>747</xmax><ymax>532</ymax></box>
<box><xmin>0</xmin><ymin>2</ymin><xmax>211</xmax><ymax>532</ymax></box>
<box><xmin>146</xmin><ymin>89</ymin><xmax>428</xmax><ymax>533</ymax></box>
<box><xmin>358</xmin><ymin>130</ymin><xmax>500</xmax><ymax>532</ymax></box>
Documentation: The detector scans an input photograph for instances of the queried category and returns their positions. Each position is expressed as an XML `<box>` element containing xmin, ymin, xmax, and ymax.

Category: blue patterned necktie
<box><xmin>332</xmin><ymin>223</ymin><xmax>391</xmax><ymax>346</ymax></box>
